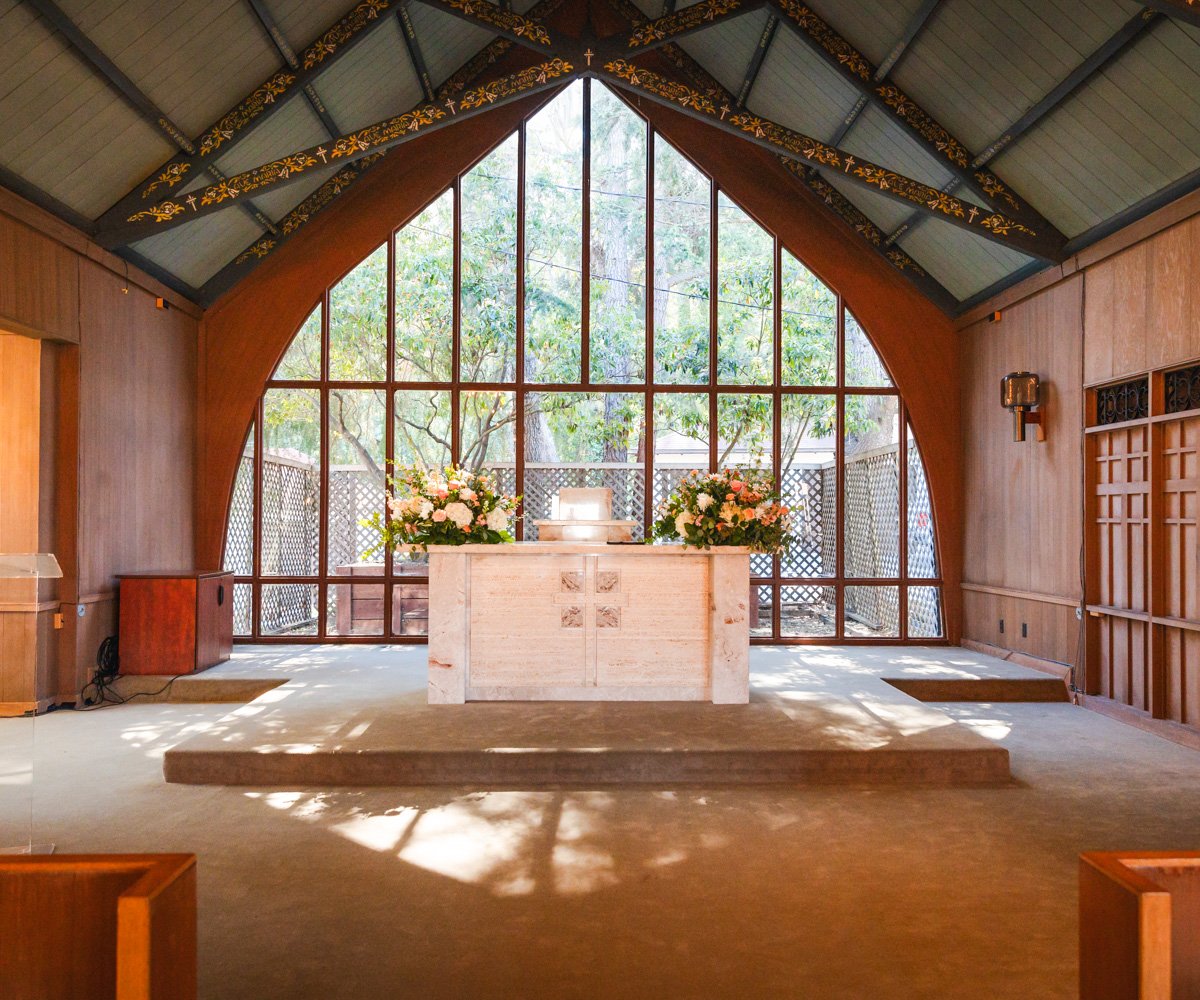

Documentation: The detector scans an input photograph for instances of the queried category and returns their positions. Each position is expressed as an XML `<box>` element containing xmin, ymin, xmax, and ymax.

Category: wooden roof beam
<box><xmin>620</xmin><ymin>0</ymin><xmax>769</xmax><ymax>54</ymax></box>
<box><xmin>397</xmin><ymin>4</ymin><xmax>437</xmax><ymax>102</ymax></box>
<box><xmin>96</xmin><ymin>0</ymin><xmax>401</xmax><ymax>228</ymax></box>
<box><xmin>1143</xmin><ymin>0</ymin><xmax>1200</xmax><ymax>28</ymax></box>
<box><xmin>96</xmin><ymin>56</ymin><xmax>578</xmax><ymax>247</ymax></box>
<box><xmin>734</xmin><ymin>12</ymin><xmax>779</xmax><ymax>109</ymax></box>
<box><xmin>412</xmin><ymin>0</ymin><xmax>560</xmax><ymax>52</ymax></box>
<box><xmin>768</xmin><ymin>0</ymin><xmax>1063</xmax><ymax>247</ymax></box>
<box><xmin>599</xmin><ymin>59</ymin><xmax>1063</xmax><ymax>260</ymax></box>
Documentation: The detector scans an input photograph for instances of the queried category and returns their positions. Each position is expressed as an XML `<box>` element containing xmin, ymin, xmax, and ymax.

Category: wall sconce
<box><xmin>1001</xmin><ymin>371</ymin><xmax>1044</xmax><ymax>442</ymax></box>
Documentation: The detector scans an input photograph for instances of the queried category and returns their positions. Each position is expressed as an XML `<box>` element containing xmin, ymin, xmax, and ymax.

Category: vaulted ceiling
<box><xmin>3</xmin><ymin>0</ymin><xmax>1199</xmax><ymax>314</ymax></box>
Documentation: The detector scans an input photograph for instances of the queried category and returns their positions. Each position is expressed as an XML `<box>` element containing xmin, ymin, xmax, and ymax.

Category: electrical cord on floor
<box><xmin>75</xmin><ymin>636</ymin><xmax>182</xmax><ymax>710</ymax></box>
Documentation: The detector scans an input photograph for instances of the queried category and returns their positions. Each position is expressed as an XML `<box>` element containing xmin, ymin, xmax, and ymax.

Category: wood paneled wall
<box><xmin>960</xmin><ymin>205</ymin><xmax>1200</xmax><ymax>677</ymax></box>
<box><xmin>0</xmin><ymin>193</ymin><xmax>200</xmax><ymax>709</ymax></box>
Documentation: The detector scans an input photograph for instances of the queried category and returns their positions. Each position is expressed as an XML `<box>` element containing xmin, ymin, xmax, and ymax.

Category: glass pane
<box><xmin>328</xmin><ymin>389</ymin><xmax>385</xmax><ymax>572</ymax></box>
<box><xmin>843</xmin><ymin>394</ymin><xmax>899</xmax><ymax>579</ymax></box>
<box><xmin>392</xmin><ymin>580</ymin><xmax>429</xmax><ymax>637</ymax></box>
<box><xmin>394</xmin><ymin>190</ymin><xmax>453</xmax><ymax>382</ymax></box>
<box><xmin>261</xmin><ymin>389</ymin><xmax>320</xmax><ymax>576</ymax></box>
<box><xmin>259</xmin><ymin>584</ymin><xmax>318</xmax><ymax>636</ymax></box>
<box><xmin>327</xmin><ymin>582</ymin><xmax>385</xmax><ymax>637</ymax></box>
<box><xmin>589</xmin><ymin>84</ymin><xmax>646</xmax><ymax>384</ymax></box>
<box><xmin>525</xmin><ymin>80</ymin><xmax>583</xmax><ymax>383</ymax></box>
<box><xmin>716</xmin><ymin>193</ymin><xmax>773</xmax><ymax>385</ymax></box>
<box><xmin>524</xmin><ymin>392</ymin><xmax>645</xmax><ymax>540</ymax></box>
<box><xmin>908</xmin><ymin>586</ymin><xmax>943</xmax><ymax>638</ymax></box>
<box><xmin>781</xmin><ymin>395</ymin><xmax>835</xmax><ymax>578</ymax></box>
<box><xmin>232</xmin><ymin>583</ymin><xmax>253</xmax><ymax>637</ymax></box>
<box><xmin>844</xmin><ymin>309</ymin><xmax>892</xmax><ymax>387</ymax></box>
<box><xmin>907</xmin><ymin>423</ymin><xmax>939</xmax><ymax>578</ymax></box>
<box><xmin>653</xmin><ymin>139</ymin><xmax>710</xmax><ymax>384</ymax></box>
<box><xmin>781</xmin><ymin>252</ymin><xmax>835</xmax><ymax>386</ymax></box>
<box><xmin>844</xmin><ymin>585</ymin><xmax>899</xmax><ymax>638</ymax></box>
<box><xmin>460</xmin><ymin>390</ymin><xmax>516</xmax><ymax>495</ymax></box>
<box><xmin>461</xmin><ymin>135</ymin><xmax>518</xmax><ymax>382</ymax></box>
<box><xmin>223</xmin><ymin>424</ymin><xmax>254</xmax><ymax>576</ymax></box>
<box><xmin>716</xmin><ymin>393</ymin><xmax>771</xmax><ymax>470</ymax></box>
<box><xmin>273</xmin><ymin>303</ymin><xmax>321</xmax><ymax>380</ymax></box>
<box><xmin>653</xmin><ymin>392</ymin><xmax>708</xmax><ymax>506</ymax></box>
<box><xmin>393</xmin><ymin>389</ymin><xmax>452</xmax><ymax>472</ymax></box>
<box><xmin>329</xmin><ymin>244</ymin><xmax>387</xmax><ymax>381</ymax></box>
<box><xmin>750</xmin><ymin>584</ymin><xmax>773</xmax><ymax>639</ymax></box>
<box><xmin>781</xmin><ymin>585</ymin><xmax>836</xmax><ymax>637</ymax></box>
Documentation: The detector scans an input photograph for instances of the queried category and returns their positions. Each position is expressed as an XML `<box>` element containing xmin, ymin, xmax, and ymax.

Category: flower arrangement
<box><xmin>361</xmin><ymin>465</ymin><xmax>520</xmax><ymax>555</ymax></box>
<box><xmin>651</xmin><ymin>468</ymin><xmax>791</xmax><ymax>553</ymax></box>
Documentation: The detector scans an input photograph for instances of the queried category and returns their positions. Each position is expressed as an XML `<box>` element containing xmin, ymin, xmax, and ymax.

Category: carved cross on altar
<box><xmin>553</xmin><ymin>566</ymin><xmax>629</xmax><ymax>630</ymax></box>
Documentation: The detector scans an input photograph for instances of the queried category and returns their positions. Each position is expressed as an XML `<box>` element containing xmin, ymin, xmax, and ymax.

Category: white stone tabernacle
<box><xmin>426</xmin><ymin>543</ymin><xmax>751</xmax><ymax>704</ymax></box>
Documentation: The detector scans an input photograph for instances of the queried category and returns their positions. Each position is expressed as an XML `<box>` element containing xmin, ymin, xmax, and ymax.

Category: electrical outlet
<box><xmin>999</xmin><ymin>618</ymin><xmax>1005</xmax><ymax>634</ymax></box>
<box><xmin>1021</xmin><ymin>622</ymin><xmax>1028</xmax><ymax>638</ymax></box>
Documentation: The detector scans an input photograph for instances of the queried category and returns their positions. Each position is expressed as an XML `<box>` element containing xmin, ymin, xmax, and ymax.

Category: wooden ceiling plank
<box><xmin>95</xmin><ymin>55</ymin><xmax>578</xmax><ymax>248</ymax></box>
<box><xmin>95</xmin><ymin>0</ymin><xmax>401</xmax><ymax>229</ymax></box>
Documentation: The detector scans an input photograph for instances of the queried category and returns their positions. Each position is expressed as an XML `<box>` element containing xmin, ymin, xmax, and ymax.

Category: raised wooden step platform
<box><xmin>160</xmin><ymin>646</ymin><xmax>1028</xmax><ymax>789</ymax></box>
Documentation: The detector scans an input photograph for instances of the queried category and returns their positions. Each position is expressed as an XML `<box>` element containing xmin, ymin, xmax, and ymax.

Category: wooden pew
<box><xmin>0</xmin><ymin>853</ymin><xmax>196</xmax><ymax>1000</ymax></box>
<box><xmin>1080</xmin><ymin>851</ymin><xmax>1200</xmax><ymax>1000</ymax></box>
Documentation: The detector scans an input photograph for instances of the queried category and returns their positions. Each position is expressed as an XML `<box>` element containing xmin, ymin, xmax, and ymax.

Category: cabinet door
<box><xmin>196</xmin><ymin>575</ymin><xmax>234</xmax><ymax>669</ymax></box>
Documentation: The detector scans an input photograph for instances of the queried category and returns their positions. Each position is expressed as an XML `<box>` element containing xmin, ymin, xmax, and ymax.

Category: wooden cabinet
<box><xmin>117</xmin><ymin>572</ymin><xmax>233</xmax><ymax>675</ymax></box>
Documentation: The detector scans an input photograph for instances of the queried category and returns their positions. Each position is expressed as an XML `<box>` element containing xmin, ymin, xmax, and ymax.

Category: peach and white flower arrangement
<box><xmin>652</xmin><ymin>468</ymin><xmax>791</xmax><ymax>553</ymax></box>
<box><xmin>361</xmin><ymin>465</ymin><xmax>519</xmax><ymax>555</ymax></box>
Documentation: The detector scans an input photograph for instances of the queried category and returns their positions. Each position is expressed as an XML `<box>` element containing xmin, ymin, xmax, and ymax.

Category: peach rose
<box><xmin>432</xmin><ymin>509</ymin><xmax>448</xmax><ymax>522</ymax></box>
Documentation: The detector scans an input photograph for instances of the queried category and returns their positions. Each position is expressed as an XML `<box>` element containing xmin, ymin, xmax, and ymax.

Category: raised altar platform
<box><xmin>161</xmin><ymin>645</ymin><xmax>1025</xmax><ymax>788</ymax></box>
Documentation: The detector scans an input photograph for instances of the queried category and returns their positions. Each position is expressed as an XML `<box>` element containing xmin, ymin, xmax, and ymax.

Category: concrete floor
<box><xmin>4</xmin><ymin>644</ymin><xmax>1200</xmax><ymax>999</ymax></box>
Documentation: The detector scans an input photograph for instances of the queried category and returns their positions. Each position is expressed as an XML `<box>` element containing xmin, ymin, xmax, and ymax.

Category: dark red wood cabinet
<box><xmin>117</xmin><ymin>572</ymin><xmax>234</xmax><ymax>675</ymax></box>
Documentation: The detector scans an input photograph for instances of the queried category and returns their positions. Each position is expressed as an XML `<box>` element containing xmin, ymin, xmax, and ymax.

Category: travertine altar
<box><xmin>427</xmin><ymin>543</ymin><xmax>751</xmax><ymax>704</ymax></box>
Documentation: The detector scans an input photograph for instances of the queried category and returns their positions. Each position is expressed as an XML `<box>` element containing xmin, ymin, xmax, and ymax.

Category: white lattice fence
<box><xmin>522</xmin><ymin>464</ymin><xmax>645</xmax><ymax>540</ymax></box>
<box><xmin>328</xmin><ymin>468</ymin><xmax>384</xmax><ymax>569</ymax></box>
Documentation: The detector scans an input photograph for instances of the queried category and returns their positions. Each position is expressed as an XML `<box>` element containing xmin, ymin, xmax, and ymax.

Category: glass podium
<box><xmin>0</xmin><ymin>554</ymin><xmax>62</xmax><ymax>855</ymax></box>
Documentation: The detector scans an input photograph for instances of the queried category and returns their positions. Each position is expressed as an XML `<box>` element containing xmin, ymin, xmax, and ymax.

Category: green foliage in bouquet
<box><xmin>652</xmin><ymin>468</ymin><xmax>792</xmax><ymax>554</ymax></box>
<box><xmin>361</xmin><ymin>466</ymin><xmax>520</xmax><ymax>555</ymax></box>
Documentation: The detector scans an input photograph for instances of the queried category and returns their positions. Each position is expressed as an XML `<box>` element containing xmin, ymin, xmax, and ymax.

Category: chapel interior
<box><xmin>3</xmin><ymin>0</ymin><xmax>1200</xmax><ymax>997</ymax></box>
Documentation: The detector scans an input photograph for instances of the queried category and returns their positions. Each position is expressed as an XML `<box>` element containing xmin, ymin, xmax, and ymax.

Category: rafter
<box><xmin>622</xmin><ymin>0</ymin><xmax>768</xmax><ymax>53</ymax></box>
<box><xmin>830</xmin><ymin>0</ymin><xmax>943</xmax><ymax>145</ymax></box>
<box><xmin>246</xmin><ymin>0</ymin><xmax>342</xmax><ymax>138</ymax></box>
<box><xmin>767</xmin><ymin>0</ymin><xmax>1062</xmax><ymax>244</ymax></box>
<box><xmin>397</xmin><ymin>3</ymin><xmax>437</xmax><ymax>102</ymax></box>
<box><xmin>96</xmin><ymin>0</ymin><xmax>399</xmax><ymax>228</ymax></box>
<box><xmin>1143</xmin><ymin>0</ymin><xmax>1200</xmax><ymax>28</ymax></box>
<box><xmin>734</xmin><ymin>12</ymin><xmax>778</xmax><ymax>108</ymax></box>
<box><xmin>599</xmin><ymin>59</ymin><xmax>1062</xmax><ymax>260</ymax></box>
<box><xmin>884</xmin><ymin>9</ymin><xmax>1159</xmax><ymax>248</ymax></box>
<box><xmin>97</xmin><ymin>57</ymin><xmax>577</xmax><ymax>248</ymax></box>
<box><xmin>413</xmin><ymin>0</ymin><xmax>559</xmax><ymax>52</ymax></box>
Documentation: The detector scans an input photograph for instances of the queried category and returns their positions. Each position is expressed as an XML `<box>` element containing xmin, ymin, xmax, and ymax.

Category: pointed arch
<box><xmin>203</xmin><ymin>79</ymin><xmax>959</xmax><ymax>643</ymax></box>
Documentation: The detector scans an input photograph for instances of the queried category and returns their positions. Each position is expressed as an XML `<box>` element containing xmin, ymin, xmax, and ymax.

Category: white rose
<box><xmin>444</xmin><ymin>502</ymin><xmax>473</xmax><ymax>529</ymax></box>
<box><xmin>674</xmin><ymin>511</ymin><xmax>694</xmax><ymax>536</ymax></box>
<box><xmin>696</xmin><ymin>492</ymin><xmax>714</xmax><ymax>511</ymax></box>
<box><xmin>486</xmin><ymin>507</ymin><xmax>510</xmax><ymax>532</ymax></box>
<box><xmin>419</xmin><ymin>499</ymin><xmax>434</xmax><ymax>519</ymax></box>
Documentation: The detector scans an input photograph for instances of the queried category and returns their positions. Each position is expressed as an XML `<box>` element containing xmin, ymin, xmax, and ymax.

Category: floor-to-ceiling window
<box><xmin>223</xmin><ymin>80</ymin><xmax>942</xmax><ymax>643</ymax></box>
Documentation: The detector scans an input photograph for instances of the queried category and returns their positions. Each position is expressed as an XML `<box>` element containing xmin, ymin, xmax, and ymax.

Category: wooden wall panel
<box><xmin>77</xmin><ymin>262</ymin><xmax>197</xmax><ymax>598</ymax></box>
<box><xmin>0</xmin><ymin>217</ymin><xmax>79</xmax><ymax>343</ymax></box>
<box><xmin>1084</xmin><ymin>212</ymin><xmax>1200</xmax><ymax>385</ymax></box>
<box><xmin>960</xmin><ymin>277</ymin><xmax>1083</xmax><ymax>664</ymax></box>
